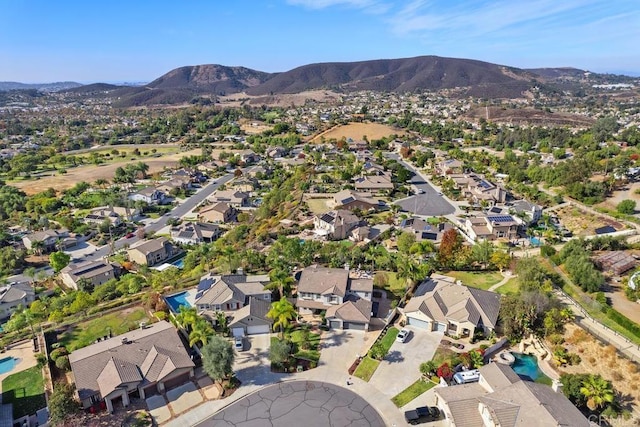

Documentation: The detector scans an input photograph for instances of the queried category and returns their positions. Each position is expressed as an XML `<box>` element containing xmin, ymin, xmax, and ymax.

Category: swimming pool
<box><xmin>0</xmin><ymin>357</ymin><xmax>17</xmax><ymax>374</ymax></box>
<box><xmin>165</xmin><ymin>291</ymin><xmax>192</xmax><ymax>313</ymax></box>
<box><xmin>172</xmin><ymin>259</ymin><xmax>185</xmax><ymax>269</ymax></box>
<box><xmin>529</xmin><ymin>237</ymin><xmax>541</xmax><ymax>247</ymax></box>
<box><xmin>511</xmin><ymin>352</ymin><xmax>544</xmax><ymax>380</ymax></box>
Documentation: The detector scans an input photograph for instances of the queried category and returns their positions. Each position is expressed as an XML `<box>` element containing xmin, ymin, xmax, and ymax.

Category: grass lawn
<box><xmin>306</xmin><ymin>198</ymin><xmax>332</xmax><ymax>215</ymax></box>
<box><xmin>391</xmin><ymin>379</ymin><xmax>436</xmax><ymax>407</ymax></box>
<box><xmin>384</xmin><ymin>272</ymin><xmax>408</xmax><ymax>299</ymax></box>
<box><xmin>2</xmin><ymin>366</ymin><xmax>46</xmax><ymax>418</ymax></box>
<box><xmin>288</xmin><ymin>329</ymin><xmax>321</xmax><ymax>362</ymax></box>
<box><xmin>496</xmin><ymin>278</ymin><xmax>519</xmax><ymax>295</ymax></box>
<box><xmin>444</xmin><ymin>271</ymin><xmax>503</xmax><ymax>290</ymax></box>
<box><xmin>431</xmin><ymin>346</ymin><xmax>458</xmax><ymax>367</ymax></box>
<box><xmin>59</xmin><ymin>306</ymin><xmax>151</xmax><ymax>351</ymax></box>
<box><xmin>353</xmin><ymin>356</ymin><xmax>380</xmax><ymax>382</ymax></box>
<box><xmin>379</xmin><ymin>327</ymin><xmax>399</xmax><ymax>353</ymax></box>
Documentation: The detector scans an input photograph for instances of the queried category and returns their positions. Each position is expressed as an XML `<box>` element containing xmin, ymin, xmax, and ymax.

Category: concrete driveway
<box><xmin>369</xmin><ymin>326</ymin><xmax>443</xmax><ymax>399</ymax></box>
<box><xmin>234</xmin><ymin>333</ymin><xmax>282</xmax><ymax>388</ymax></box>
<box><xmin>314</xmin><ymin>329</ymin><xmax>367</xmax><ymax>384</ymax></box>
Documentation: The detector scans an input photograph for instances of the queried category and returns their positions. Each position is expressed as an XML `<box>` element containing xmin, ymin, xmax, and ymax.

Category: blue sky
<box><xmin>1</xmin><ymin>0</ymin><xmax>638</xmax><ymax>83</ymax></box>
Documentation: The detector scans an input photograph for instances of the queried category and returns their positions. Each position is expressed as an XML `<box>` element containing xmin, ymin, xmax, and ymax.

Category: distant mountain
<box><xmin>112</xmin><ymin>64</ymin><xmax>273</xmax><ymax>107</ymax></box>
<box><xmin>246</xmin><ymin>55</ymin><xmax>538</xmax><ymax>97</ymax></box>
<box><xmin>525</xmin><ymin>67</ymin><xmax>588</xmax><ymax>80</ymax></box>
<box><xmin>64</xmin><ymin>83</ymin><xmax>124</xmax><ymax>93</ymax></box>
<box><xmin>0</xmin><ymin>81</ymin><xmax>82</xmax><ymax>92</ymax></box>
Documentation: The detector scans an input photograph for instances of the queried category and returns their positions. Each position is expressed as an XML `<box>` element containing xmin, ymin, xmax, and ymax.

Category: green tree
<box><xmin>267</xmin><ymin>268</ymin><xmax>295</xmax><ymax>299</ymax></box>
<box><xmin>267</xmin><ymin>298</ymin><xmax>297</xmax><ymax>337</ymax></box>
<box><xmin>617</xmin><ymin>199</ymin><xmax>636</xmax><ymax>215</ymax></box>
<box><xmin>419</xmin><ymin>361</ymin><xmax>436</xmax><ymax>377</ymax></box>
<box><xmin>472</xmin><ymin>240</ymin><xmax>494</xmax><ymax>269</ymax></box>
<box><xmin>269</xmin><ymin>339</ymin><xmax>292</xmax><ymax>367</ymax></box>
<box><xmin>69</xmin><ymin>291</ymin><xmax>95</xmax><ymax>316</ymax></box>
<box><xmin>189</xmin><ymin>318</ymin><xmax>214</xmax><ymax>348</ymax></box>
<box><xmin>580</xmin><ymin>375</ymin><xmax>615</xmax><ymax>411</ymax></box>
<box><xmin>201</xmin><ymin>335</ymin><xmax>235</xmax><ymax>384</ymax></box>
<box><xmin>397</xmin><ymin>231</ymin><xmax>416</xmax><ymax>254</ymax></box>
<box><xmin>49</xmin><ymin>251</ymin><xmax>71</xmax><ymax>273</ymax></box>
<box><xmin>48</xmin><ymin>383</ymin><xmax>79</xmax><ymax>426</ymax></box>
<box><xmin>175</xmin><ymin>305</ymin><xmax>199</xmax><ymax>331</ymax></box>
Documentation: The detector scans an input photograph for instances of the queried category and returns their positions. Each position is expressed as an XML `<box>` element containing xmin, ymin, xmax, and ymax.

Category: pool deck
<box><xmin>0</xmin><ymin>340</ymin><xmax>38</xmax><ymax>393</ymax></box>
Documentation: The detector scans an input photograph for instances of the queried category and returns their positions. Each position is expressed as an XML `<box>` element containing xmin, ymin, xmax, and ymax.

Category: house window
<box><xmin>330</xmin><ymin>296</ymin><xmax>338</xmax><ymax>303</ymax></box>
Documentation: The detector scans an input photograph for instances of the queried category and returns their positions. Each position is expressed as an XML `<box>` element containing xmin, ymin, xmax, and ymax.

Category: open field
<box><xmin>596</xmin><ymin>181</ymin><xmax>640</xmax><ymax>212</ymax></box>
<box><xmin>219</xmin><ymin>90</ymin><xmax>341</xmax><ymax>108</ymax></box>
<box><xmin>9</xmin><ymin>148</ymin><xmax>202</xmax><ymax>194</ymax></box>
<box><xmin>554</xmin><ymin>205</ymin><xmax>624</xmax><ymax>237</ymax></box>
<box><xmin>310</xmin><ymin>122</ymin><xmax>406</xmax><ymax>143</ymax></box>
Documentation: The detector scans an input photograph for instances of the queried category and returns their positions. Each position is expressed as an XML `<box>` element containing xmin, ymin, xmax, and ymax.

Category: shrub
<box><xmin>55</xmin><ymin>355</ymin><xmax>70</xmax><ymax>371</ymax></box>
<box><xmin>567</xmin><ymin>353</ymin><xmax>581</xmax><ymax>365</ymax></box>
<box><xmin>436</xmin><ymin>363</ymin><xmax>453</xmax><ymax>380</ymax></box>
<box><xmin>548</xmin><ymin>334</ymin><xmax>565</xmax><ymax>345</ymax></box>
<box><xmin>36</xmin><ymin>353</ymin><xmax>47</xmax><ymax>368</ymax></box>
<box><xmin>50</xmin><ymin>347</ymin><xmax>68</xmax><ymax>362</ymax></box>
<box><xmin>540</xmin><ymin>245</ymin><xmax>557</xmax><ymax>257</ymax></box>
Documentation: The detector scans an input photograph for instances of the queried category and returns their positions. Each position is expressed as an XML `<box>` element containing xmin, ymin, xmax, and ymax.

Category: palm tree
<box><xmin>30</xmin><ymin>240</ymin><xmax>44</xmax><ymax>256</ymax></box>
<box><xmin>94</xmin><ymin>178</ymin><xmax>109</xmax><ymax>189</ymax></box>
<box><xmin>189</xmin><ymin>318</ymin><xmax>214</xmax><ymax>348</ymax></box>
<box><xmin>580</xmin><ymin>375</ymin><xmax>615</xmax><ymax>411</ymax></box>
<box><xmin>268</xmin><ymin>268</ymin><xmax>294</xmax><ymax>299</ymax></box>
<box><xmin>175</xmin><ymin>306</ymin><xmax>199</xmax><ymax>331</ymax></box>
<box><xmin>267</xmin><ymin>298</ymin><xmax>297</xmax><ymax>338</ymax></box>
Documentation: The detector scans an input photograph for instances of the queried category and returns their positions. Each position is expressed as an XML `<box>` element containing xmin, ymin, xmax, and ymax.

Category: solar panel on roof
<box><xmin>490</xmin><ymin>207</ymin><xmax>502</xmax><ymax>213</ymax></box>
<box><xmin>487</xmin><ymin>215</ymin><xmax>515</xmax><ymax>223</ymax></box>
<box><xmin>197</xmin><ymin>279</ymin><xmax>213</xmax><ymax>292</ymax></box>
<box><xmin>479</xmin><ymin>180</ymin><xmax>493</xmax><ymax>189</ymax></box>
<box><xmin>342</xmin><ymin>197</ymin><xmax>355</xmax><ymax>204</ymax></box>
<box><xmin>195</xmin><ymin>291</ymin><xmax>204</xmax><ymax>300</ymax></box>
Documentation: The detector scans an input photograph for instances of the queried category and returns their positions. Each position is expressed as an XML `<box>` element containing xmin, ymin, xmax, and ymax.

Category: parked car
<box><xmin>404</xmin><ymin>406</ymin><xmax>440</xmax><ymax>425</ymax></box>
<box><xmin>396</xmin><ymin>328</ymin><xmax>410</xmax><ymax>343</ymax></box>
<box><xmin>125</xmin><ymin>232</ymin><xmax>135</xmax><ymax>238</ymax></box>
<box><xmin>234</xmin><ymin>336</ymin><xmax>244</xmax><ymax>351</ymax></box>
<box><xmin>416</xmin><ymin>189</ymin><xmax>425</xmax><ymax>194</ymax></box>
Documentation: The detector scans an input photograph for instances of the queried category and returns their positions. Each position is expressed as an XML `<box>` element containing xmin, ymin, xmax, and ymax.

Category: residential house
<box><xmin>228</xmin><ymin>178</ymin><xmax>256</xmax><ymax>193</ymax></box>
<box><xmin>193</xmin><ymin>273</ymin><xmax>272</xmax><ymax>336</ymax></box>
<box><xmin>508</xmin><ymin>199</ymin><xmax>543</xmax><ymax>224</ymax></box>
<box><xmin>296</xmin><ymin>266</ymin><xmax>373</xmax><ymax>330</ymax></box>
<box><xmin>22</xmin><ymin>229</ymin><xmax>75</xmax><ymax>253</ymax></box>
<box><xmin>69</xmin><ymin>321</ymin><xmax>195</xmax><ymax>413</ymax></box>
<box><xmin>127</xmin><ymin>237</ymin><xmax>174</xmax><ymax>267</ymax></box>
<box><xmin>277</xmin><ymin>157</ymin><xmax>307</xmax><ymax>170</ymax></box>
<box><xmin>349</xmin><ymin>224</ymin><xmax>393</xmax><ymax>244</ymax></box>
<box><xmin>197</xmin><ymin>202</ymin><xmax>237</xmax><ymax>224</ymax></box>
<box><xmin>439</xmin><ymin>159</ymin><xmax>464</xmax><ymax>176</ymax></box>
<box><xmin>332</xmin><ymin>189</ymin><xmax>383</xmax><ymax>211</ymax></box>
<box><xmin>128</xmin><ymin>187</ymin><xmax>168</xmax><ymax>205</ymax></box>
<box><xmin>434</xmin><ymin>363</ymin><xmax>589</xmax><ymax>426</ymax></box>
<box><xmin>207</xmin><ymin>190</ymin><xmax>249</xmax><ymax>208</ymax></box>
<box><xmin>465</xmin><ymin>215</ymin><xmax>520</xmax><ymax>241</ymax></box>
<box><xmin>156</xmin><ymin>176</ymin><xmax>192</xmax><ymax>194</ymax></box>
<box><xmin>84</xmin><ymin>208</ymin><xmax>122</xmax><ymax>227</ymax></box>
<box><xmin>235</xmin><ymin>149</ymin><xmax>259</xmax><ymax>165</ymax></box>
<box><xmin>403</xmin><ymin>274</ymin><xmax>501</xmax><ymax>337</ymax></box>
<box><xmin>399</xmin><ymin>217</ymin><xmax>454</xmax><ymax>243</ymax></box>
<box><xmin>313</xmin><ymin>210</ymin><xmax>361</xmax><ymax>240</ymax></box>
<box><xmin>170</xmin><ymin>222</ymin><xmax>222</xmax><ymax>245</ymax></box>
<box><xmin>451</xmin><ymin>173</ymin><xmax>506</xmax><ymax>206</ymax></box>
<box><xmin>0</xmin><ymin>282</ymin><xmax>35</xmax><ymax>320</ymax></box>
<box><xmin>60</xmin><ymin>260</ymin><xmax>120</xmax><ymax>290</ymax></box>
<box><xmin>353</xmin><ymin>171</ymin><xmax>394</xmax><ymax>193</ymax></box>
<box><xmin>91</xmin><ymin>206</ymin><xmax>141</xmax><ymax>222</ymax></box>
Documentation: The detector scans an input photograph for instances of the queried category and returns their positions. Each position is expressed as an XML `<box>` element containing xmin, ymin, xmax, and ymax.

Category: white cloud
<box><xmin>286</xmin><ymin>0</ymin><xmax>378</xmax><ymax>9</ymax></box>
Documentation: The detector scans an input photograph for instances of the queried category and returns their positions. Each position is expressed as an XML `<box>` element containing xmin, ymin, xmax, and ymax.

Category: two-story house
<box><xmin>128</xmin><ymin>187</ymin><xmax>168</xmax><ymax>205</ymax></box>
<box><xmin>22</xmin><ymin>229</ymin><xmax>75</xmax><ymax>253</ymax></box>
<box><xmin>170</xmin><ymin>222</ymin><xmax>222</xmax><ymax>245</ymax></box>
<box><xmin>0</xmin><ymin>282</ymin><xmax>35</xmax><ymax>320</ymax></box>
<box><xmin>313</xmin><ymin>210</ymin><xmax>361</xmax><ymax>240</ymax></box>
<box><xmin>465</xmin><ymin>215</ymin><xmax>520</xmax><ymax>241</ymax></box>
<box><xmin>332</xmin><ymin>189</ymin><xmax>383</xmax><ymax>212</ymax></box>
<box><xmin>127</xmin><ymin>237</ymin><xmax>174</xmax><ymax>266</ymax></box>
<box><xmin>296</xmin><ymin>266</ymin><xmax>373</xmax><ymax>330</ymax></box>
<box><xmin>60</xmin><ymin>260</ymin><xmax>121</xmax><ymax>290</ymax></box>
<box><xmin>193</xmin><ymin>273</ymin><xmax>272</xmax><ymax>336</ymax></box>
<box><xmin>84</xmin><ymin>208</ymin><xmax>122</xmax><ymax>227</ymax></box>
<box><xmin>207</xmin><ymin>190</ymin><xmax>249</xmax><ymax>208</ymax></box>
<box><xmin>197</xmin><ymin>202</ymin><xmax>237</xmax><ymax>224</ymax></box>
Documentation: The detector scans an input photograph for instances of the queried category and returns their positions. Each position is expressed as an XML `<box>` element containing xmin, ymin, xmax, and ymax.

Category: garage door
<box><xmin>232</xmin><ymin>327</ymin><xmax>245</xmax><ymax>337</ymax></box>
<box><xmin>144</xmin><ymin>384</ymin><xmax>159</xmax><ymax>398</ymax></box>
<box><xmin>162</xmin><ymin>372</ymin><xmax>191</xmax><ymax>391</ymax></box>
<box><xmin>329</xmin><ymin>320</ymin><xmax>342</xmax><ymax>329</ymax></box>
<box><xmin>343</xmin><ymin>322</ymin><xmax>366</xmax><ymax>330</ymax></box>
<box><xmin>434</xmin><ymin>322</ymin><xmax>447</xmax><ymax>332</ymax></box>
<box><xmin>407</xmin><ymin>317</ymin><xmax>429</xmax><ymax>329</ymax></box>
<box><xmin>247</xmin><ymin>325</ymin><xmax>270</xmax><ymax>335</ymax></box>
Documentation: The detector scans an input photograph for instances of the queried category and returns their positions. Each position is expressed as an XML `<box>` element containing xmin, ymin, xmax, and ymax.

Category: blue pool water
<box><xmin>172</xmin><ymin>259</ymin><xmax>185</xmax><ymax>269</ymax></box>
<box><xmin>511</xmin><ymin>352</ymin><xmax>543</xmax><ymax>380</ymax></box>
<box><xmin>0</xmin><ymin>357</ymin><xmax>17</xmax><ymax>374</ymax></box>
<box><xmin>529</xmin><ymin>237</ymin><xmax>541</xmax><ymax>246</ymax></box>
<box><xmin>165</xmin><ymin>292</ymin><xmax>192</xmax><ymax>313</ymax></box>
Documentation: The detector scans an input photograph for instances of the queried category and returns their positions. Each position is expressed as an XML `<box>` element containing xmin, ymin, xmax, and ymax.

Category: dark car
<box><xmin>404</xmin><ymin>406</ymin><xmax>440</xmax><ymax>425</ymax></box>
<box><xmin>125</xmin><ymin>232</ymin><xmax>135</xmax><ymax>239</ymax></box>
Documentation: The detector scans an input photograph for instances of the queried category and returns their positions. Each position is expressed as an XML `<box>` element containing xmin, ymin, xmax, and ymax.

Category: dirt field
<box><xmin>10</xmin><ymin>148</ymin><xmax>202</xmax><ymax>194</ymax></box>
<box><xmin>238</xmin><ymin>119</ymin><xmax>272</xmax><ymax>135</ymax></box>
<box><xmin>310</xmin><ymin>122</ymin><xmax>406</xmax><ymax>143</ymax></box>
<box><xmin>560</xmin><ymin>324</ymin><xmax>640</xmax><ymax>418</ymax></box>
<box><xmin>554</xmin><ymin>205</ymin><xmax>623</xmax><ymax>236</ymax></box>
<box><xmin>597</xmin><ymin>181</ymin><xmax>640</xmax><ymax>212</ymax></box>
<box><xmin>604</xmin><ymin>281</ymin><xmax>640</xmax><ymax>324</ymax></box>
<box><xmin>306</xmin><ymin>198</ymin><xmax>333</xmax><ymax>215</ymax></box>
